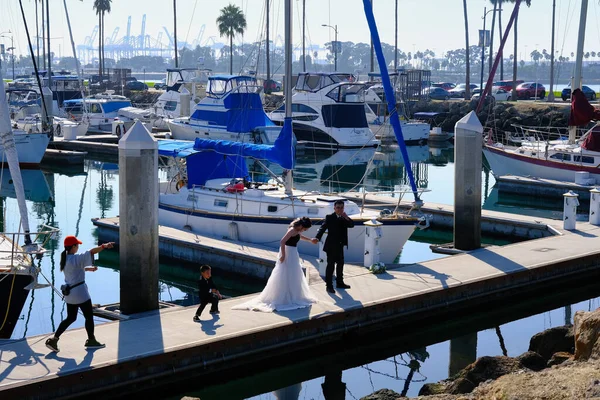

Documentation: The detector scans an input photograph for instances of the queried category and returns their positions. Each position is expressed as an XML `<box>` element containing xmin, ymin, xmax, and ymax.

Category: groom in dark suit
<box><xmin>313</xmin><ymin>200</ymin><xmax>354</xmax><ymax>293</ymax></box>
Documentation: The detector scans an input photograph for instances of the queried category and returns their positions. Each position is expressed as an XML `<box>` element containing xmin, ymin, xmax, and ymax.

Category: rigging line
<box><xmin>17</xmin><ymin>0</ymin><xmax>50</xmax><ymax>131</ymax></box>
<box><xmin>184</xmin><ymin>0</ymin><xmax>200</xmax><ymax>47</ymax></box>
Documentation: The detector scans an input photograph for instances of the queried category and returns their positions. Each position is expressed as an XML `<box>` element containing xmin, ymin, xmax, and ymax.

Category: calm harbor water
<box><xmin>2</xmin><ymin>144</ymin><xmax>595</xmax><ymax>399</ymax></box>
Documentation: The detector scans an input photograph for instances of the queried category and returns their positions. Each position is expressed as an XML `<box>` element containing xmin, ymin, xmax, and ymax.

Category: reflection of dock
<box><xmin>4</xmin><ymin>217</ymin><xmax>600</xmax><ymax>398</ymax></box>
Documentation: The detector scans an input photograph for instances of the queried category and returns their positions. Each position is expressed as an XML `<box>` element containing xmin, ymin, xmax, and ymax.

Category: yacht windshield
<box><xmin>326</xmin><ymin>83</ymin><xmax>365</xmax><ymax>103</ymax></box>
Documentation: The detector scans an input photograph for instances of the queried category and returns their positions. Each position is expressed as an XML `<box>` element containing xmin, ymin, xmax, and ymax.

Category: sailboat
<box><xmin>482</xmin><ymin>0</ymin><xmax>600</xmax><ymax>184</ymax></box>
<box><xmin>0</xmin><ymin>70</ymin><xmax>59</xmax><ymax>339</ymax></box>
<box><xmin>156</xmin><ymin>0</ymin><xmax>426</xmax><ymax>265</ymax></box>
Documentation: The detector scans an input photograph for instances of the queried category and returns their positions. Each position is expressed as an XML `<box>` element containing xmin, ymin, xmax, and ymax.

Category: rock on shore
<box><xmin>411</xmin><ymin>100</ymin><xmax>572</xmax><ymax>136</ymax></box>
<box><xmin>361</xmin><ymin>308</ymin><xmax>600</xmax><ymax>400</ymax></box>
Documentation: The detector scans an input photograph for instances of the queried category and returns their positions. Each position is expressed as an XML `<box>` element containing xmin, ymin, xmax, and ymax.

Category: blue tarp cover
<box><xmin>193</xmin><ymin>117</ymin><xmax>295</xmax><ymax>170</ymax></box>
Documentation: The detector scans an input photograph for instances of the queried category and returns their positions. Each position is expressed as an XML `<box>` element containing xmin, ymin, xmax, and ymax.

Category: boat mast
<box><xmin>283</xmin><ymin>0</ymin><xmax>293</xmax><ymax>196</ymax></box>
<box><xmin>548</xmin><ymin>0</ymin><xmax>556</xmax><ymax>102</ymax></box>
<box><xmin>0</xmin><ymin>70</ymin><xmax>32</xmax><ymax>245</ymax></box>
<box><xmin>62</xmin><ymin>0</ymin><xmax>87</xmax><ymax>113</ymax></box>
<box><xmin>569</xmin><ymin>0</ymin><xmax>588</xmax><ymax>144</ymax></box>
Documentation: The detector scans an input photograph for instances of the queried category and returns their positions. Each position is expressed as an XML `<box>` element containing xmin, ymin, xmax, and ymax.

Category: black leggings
<box><xmin>55</xmin><ymin>299</ymin><xmax>95</xmax><ymax>340</ymax></box>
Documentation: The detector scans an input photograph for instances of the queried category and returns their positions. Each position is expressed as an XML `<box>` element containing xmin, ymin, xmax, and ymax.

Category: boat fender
<box><xmin>175</xmin><ymin>180</ymin><xmax>187</xmax><ymax>191</ymax></box>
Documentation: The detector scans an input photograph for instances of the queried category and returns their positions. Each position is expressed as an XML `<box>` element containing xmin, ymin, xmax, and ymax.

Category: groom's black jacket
<box><xmin>198</xmin><ymin>277</ymin><xmax>217</xmax><ymax>302</ymax></box>
<box><xmin>315</xmin><ymin>212</ymin><xmax>355</xmax><ymax>252</ymax></box>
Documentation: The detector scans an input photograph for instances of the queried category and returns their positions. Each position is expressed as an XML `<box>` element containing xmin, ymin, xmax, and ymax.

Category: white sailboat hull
<box><xmin>158</xmin><ymin>203</ymin><xmax>416</xmax><ymax>265</ymax></box>
<box><xmin>0</xmin><ymin>132</ymin><xmax>49</xmax><ymax>166</ymax></box>
<box><xmin>483</xmin><ymin>144</ymin><xmax>600</xmax><ymax>183</ymax></box>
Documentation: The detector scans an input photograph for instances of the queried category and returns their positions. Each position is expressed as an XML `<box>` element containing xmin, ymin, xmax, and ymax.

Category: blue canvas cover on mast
<box><xmin>361</xmin><ymin>0</ymin><xmax>420</xmax><ymax>203</ymax></box>
<box><xmin>157</xmin><ymin>118</ymin><xmax>295</xmax><ymax>188</ymax></box>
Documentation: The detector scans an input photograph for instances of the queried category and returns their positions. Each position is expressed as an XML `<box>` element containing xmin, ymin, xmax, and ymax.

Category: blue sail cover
<box><xmin>157</xmin><ymin>140</ymin><xmax>249</xmax><ymax>188</ymax></box>
<box><xmin>193</xmin><ymin>117</ymin><xmax>295</xmax><ymax>170</ymax></box>
<box><xmin>186</xmin><ymin>152</ymin><xmax>249</xmax><ymax>188</ymax></box>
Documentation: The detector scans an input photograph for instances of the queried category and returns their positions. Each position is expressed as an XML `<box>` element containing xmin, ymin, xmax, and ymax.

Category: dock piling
<box><xmin>118</xmin><ymin>120</ymin><xmax>159</xmax><ymax>314</ymax></box>
<box><xmin>563</xmin><ymin>191</ymin><xmax>580</xmax><ymax>231</ymax></box>
<box><xmin>454</xmin><ymin>111</ymin><xmax>483</xmax><ymax>250</ymax></box>
<box><xmin>180</xmin><ymin>89</ymin><xmax>191</xmax><ymax>118</ymax></box>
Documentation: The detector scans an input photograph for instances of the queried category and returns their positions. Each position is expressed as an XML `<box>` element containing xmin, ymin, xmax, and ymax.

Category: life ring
<box><xmin>115</xmin><ymin>124</ymin><xmax>122</xmax><ymax>138</ymax></box>
<box><xmin>226</xmin><ymin>182</ymin><xmax>245</xmax><ymax>193</ymax></box>
<box><xmin>55</xmin><ymin>124</ymin><xmax>62</xmax><ymax>137</ymax></box>
<box><xmin>175</xmin><ymin>180</ymin><xmax>186</xmax><ymax>191</ymax></box>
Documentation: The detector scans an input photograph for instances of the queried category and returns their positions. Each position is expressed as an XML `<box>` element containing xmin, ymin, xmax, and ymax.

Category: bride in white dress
<box><xmin>232</xmin><ymin>217</ymin><xmax>318</xmax><ymax>312</ymax></box>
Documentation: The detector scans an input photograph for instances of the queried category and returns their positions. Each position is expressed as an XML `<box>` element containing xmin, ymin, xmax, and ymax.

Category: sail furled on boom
<box><xmin>361</xmin><ymin>0</ymin><xmax>420</xmax><ymax>203</ymax></box>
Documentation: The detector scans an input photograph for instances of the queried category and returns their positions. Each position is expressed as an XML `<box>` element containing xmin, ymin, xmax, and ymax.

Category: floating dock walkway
<box><xmin>3</xmin><ymin>207</ymin><xmax>600</xmax><ymax>398</ymax></box>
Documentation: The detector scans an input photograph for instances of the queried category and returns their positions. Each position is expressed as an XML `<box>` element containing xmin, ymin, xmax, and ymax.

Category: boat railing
<box><xmin>0</xmin><ymin>225</ymin><xmax>60</xmax><ymax>268</ymax></box>
<box><xmin>488</xmin><ymin>124</ymin><xmax>587</xmax><ymax>148</ymax></box>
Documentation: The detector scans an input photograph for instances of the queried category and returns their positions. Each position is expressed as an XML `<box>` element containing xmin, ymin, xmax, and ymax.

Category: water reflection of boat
<box><xmin>0</xmin><ymin>168</ymin><xmax>53</xmax><ymax>203</ymax></box>
<box><xmin>293</xmin><ymin>148</ymin><xmax>377</xmax><ymax>191</ymax></box>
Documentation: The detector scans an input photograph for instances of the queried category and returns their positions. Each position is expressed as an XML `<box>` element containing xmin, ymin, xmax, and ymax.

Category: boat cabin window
<box><xmin>549</xmin><ymin>153</ymin><xmax>571</xmax><ymax>161</ymax></box>
<box><xmin>307</xmin><ymin>207</ymin><xmax>319</xmax><ymax>215</ymax></box>
<box><xmin>267</xmin><ymin>205</ymin><xmax>278</xmax><ymax>213</ymax></box>
<box><xmin>89</xmin><ymin>103</ymin><xmax>102</xmax><ymax>114</ymax></box>
<box><xmin>214</xmin><ymin>199</ymin><xmax>228</xmax><ymax>208</ymax></box>
<box><xmin>274</xmin><ymin>104</ymin><xmax>318</xmax><ymax>114</ymax></box>
<box><xmin>164</xmin><ymin>101</ymin><xmax>178</xmax><ymax>112</ymax></box>
<box><xmin>326</xmin><ymin>84</ymin><xmax>365</xmax><ymax>103</ymax></box>
<box><xmin>574</xmin><ymin>155</ymin><xmax>595</xmax><ymax>164</ymax></box>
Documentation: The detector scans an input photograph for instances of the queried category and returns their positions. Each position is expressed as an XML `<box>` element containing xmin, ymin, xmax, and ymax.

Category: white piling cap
<box><xmin>455</xmin><ymin>111</ymin><xmax>483</xmax><ymax>134</ymax></box>
<box><xmin>563</xmin><ymin>190</ymin><xmax>579</xmax><ymax>198</ymax></box>
<box><xmin>590</xmin><ymin>187</ymin><xmax>600</xmax><ymax>194</ymax></box>
<box><xmin>180</xmin><ymin>87</ymin><xmax>190</xmax><ymax>95</ymax></box>
<box><xmin>118</xmin><ymin>120</ymin><xmax>157</xmax><ymax>150</ymax></box>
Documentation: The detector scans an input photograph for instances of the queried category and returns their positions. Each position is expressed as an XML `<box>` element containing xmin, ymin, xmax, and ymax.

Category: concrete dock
<box><xmin>3</xmin><ymin>212</ymin><xmax>600</xmax><ymax>398</ymax></box>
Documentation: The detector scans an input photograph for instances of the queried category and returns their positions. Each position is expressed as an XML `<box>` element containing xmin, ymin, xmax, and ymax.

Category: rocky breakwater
<box><xmin>360</xmin><ymin>307</ymin><xmax>600</xmax><ymax>400</ymax></box>
<box><xmin>411</xmin><ymin>100</ymin><xmax>571</xmax><ymax>138</ymax></box>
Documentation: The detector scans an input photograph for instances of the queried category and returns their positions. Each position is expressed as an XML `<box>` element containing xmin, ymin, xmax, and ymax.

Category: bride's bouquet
<box><xmin>369</xmin><ymin>262</ymin><xmax>386</xmax><ymax>274</ymax></box>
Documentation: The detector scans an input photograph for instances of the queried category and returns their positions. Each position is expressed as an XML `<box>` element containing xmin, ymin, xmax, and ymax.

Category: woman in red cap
<box><xmin>45</xmin><ymin>235</ymin><xmax>114</xmax><ymax>353</ymax></box>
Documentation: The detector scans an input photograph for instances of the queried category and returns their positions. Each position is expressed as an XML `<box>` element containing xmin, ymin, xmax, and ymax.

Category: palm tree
<box><xmin>217</xmin><ymin>4</ymin><xmax>247</xmax><ymax>74</ymax></box>
<box><xmin>462</xmin><ymin>0</ymin><xmax>471</xmax><ymax>99</ymax></box>
<box><xmin>93</xmin><ymin>0</ymin><xmax>111</xmax><ymax>77</ymax></box>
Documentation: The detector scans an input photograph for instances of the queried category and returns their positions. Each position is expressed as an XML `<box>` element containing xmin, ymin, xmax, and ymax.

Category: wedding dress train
<box><xmin>232</xmin><ymin>245</ymin><xmax>317</xmax><ymax>312</ymax></box>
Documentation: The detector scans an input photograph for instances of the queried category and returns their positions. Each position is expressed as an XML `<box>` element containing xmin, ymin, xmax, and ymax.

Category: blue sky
<box><xmin>1</xmin><ymin>0</ymin><xmax>600</xmax><ymax>61</ymax></box>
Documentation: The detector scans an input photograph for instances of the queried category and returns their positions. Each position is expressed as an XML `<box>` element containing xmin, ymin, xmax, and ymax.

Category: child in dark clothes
<box><xmin>193</xmin><ymin>265</ymin><xmax>222</xmax><ymax>322</ymax></box>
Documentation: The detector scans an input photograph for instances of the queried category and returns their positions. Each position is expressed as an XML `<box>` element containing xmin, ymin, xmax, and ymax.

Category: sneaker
<box><xmin>45</xmin><ymin>337</ymin><xmax>59</xmax><ymax>353</ymax></box>
<box><xmin>326</xmin><ymin>286</ymin><xmax>336</xmax><ymax>294</ymax></box>
<box><xmin>193</xmin><ymin>315</ymin><xmax>200</xmax><ymax>322</ymax></box>
<box><xmin>336</xmin><ymin>282</ymin><xmax>351</xmax><ymax>289</ymax></box>
<box><xmin>85</xmin><ymin>338</ymin><xmax>106</xmax><ymax>349</ymax></box>
<box><xmin>209</xmin><ymin>309</ymin><xmax>220</xmax><ymax>314</ymax></box>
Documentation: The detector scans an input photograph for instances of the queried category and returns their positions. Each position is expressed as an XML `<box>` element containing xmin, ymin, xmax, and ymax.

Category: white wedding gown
<box><xmin>232</xmin><ymin>242</ymin><xmax>317</xmax><ymax>312</ymax></box>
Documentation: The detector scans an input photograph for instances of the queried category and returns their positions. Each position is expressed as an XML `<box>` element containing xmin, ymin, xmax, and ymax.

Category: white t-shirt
<box><xmin>63</xmin><ymin>250</ymin><xmax>93</xmax><ymax>305</ymax></box>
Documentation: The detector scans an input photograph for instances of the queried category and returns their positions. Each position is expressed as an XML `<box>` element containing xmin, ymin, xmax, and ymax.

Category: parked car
<box><xmin>125</xmin><ymin>80</ymin><xmax>149</xmax><ymax>91</ymax></box>
<box><xmin>448</xmin><ymin>83</ymin><xmax>478</xmax><ymax>98</ymax></box>
<box><xmin>431</xmin><ymin>82</ymin><xmax>456</xmax><ymax>91</ymax></box>
<box><xmin>471</xmin><ymin>88</ymin><xmax>512</xmax><ymax>102</ymax></box>
<box><xmin>263</xmin><ymin>79</ymin><xmax>282</xmax><ymax>93</ymax></box>
<box><xmin>153</xmin><ymin>78</ymin><xmax>167</xmax><ymax>90</ymax></box>
<box><xmin>561</xmin><ymin>85</ymin><xmax>596</xmax><ymax>101</ymax></box>
<box><xmin>425</xmin><ymin>87</ymin><xmax>451</xmax><ymax>100</ymax></box>
<box><xmin>515</xmin><ymin>82</ymin><xmax>545</xmax><ymax>99</ymax></box>
<box><xmin>493</xmin><ymin>79</ymin><xmax>524</xmax><ymax>92</ymax></box>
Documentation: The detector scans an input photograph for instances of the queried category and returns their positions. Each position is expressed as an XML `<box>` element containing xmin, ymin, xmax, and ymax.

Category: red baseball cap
<box><xmin>64</xmin><ymin>235</ymin><xmax>83</xmax><ymax>247</ymax></box>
